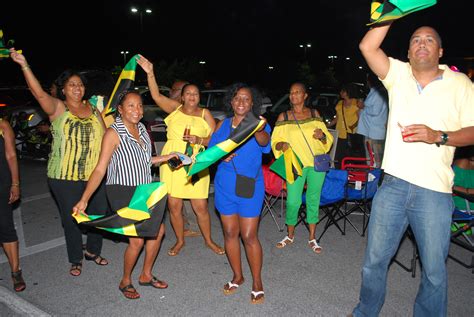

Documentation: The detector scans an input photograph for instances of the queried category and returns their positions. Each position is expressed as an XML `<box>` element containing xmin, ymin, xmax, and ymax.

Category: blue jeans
<box><xmin>353</xmin><ymin>174</ymin><xmax>453</xmax><ymax>317</ymax></box>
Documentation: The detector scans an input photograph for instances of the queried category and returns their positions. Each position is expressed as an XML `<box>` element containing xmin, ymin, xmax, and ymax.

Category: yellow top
<box><xmin>271</xmin><ymin>116</ymin><xmax>333</xmax><ymax>168</ymax></box>
<box><xmin>382</xmin><ymin>57</ymin><xmax>474</xmax><ymax>193</ymax></box>
<box><xmin>47</xmin><ymin>108</ymin><xmax>104</xmax><ymax>181</ymax></box>
<box><xmin>160</xmin><ymin>106</ymin><xmax>211</xmax><ymax>198</ymax></box>
<box><xmin>335</xmin><ymin>99</ymin><xmax>359</xmax><ymax>139</ymax></box>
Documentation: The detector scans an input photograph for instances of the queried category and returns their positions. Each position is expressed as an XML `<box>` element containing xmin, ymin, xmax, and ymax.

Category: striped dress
<box><xmin>106</xmin><ymin>117</ymin><xmax>152</xmax><ymax>186</ymax></box>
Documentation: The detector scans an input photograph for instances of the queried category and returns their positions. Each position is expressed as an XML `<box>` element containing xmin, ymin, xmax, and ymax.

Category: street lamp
<box><xmin>299</xmin><ymin>43</ymin><xmax>312</xmax><ymax>60</ymax></box>
<box><xmin>120</xmin><ymin>51</ymin><xmax>129</xmax><ymax>66</ymax></box>
<box><xmin>328</xmin><ymin>55</ymin><xmax>338</xmax><ymax>65</ymax></box>
<box><xmin>199</xmin><ymin>60</ymin><xmax>206</xmax><ymax>65</ymax></box>
<box><xmin>131</xmin><ymin>7</ymin><xmax>152</xmax><ymax>32</ymax></box>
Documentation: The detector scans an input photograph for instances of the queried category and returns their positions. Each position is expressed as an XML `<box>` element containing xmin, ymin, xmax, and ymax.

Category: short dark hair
<box><xmin>55</xmin><ymin>70</ymin><xmax>87</xmax><ymax>101</ymax></box>
<box><xmin>224</xmin><ymin>83</ymin><xmax>263</xmax><ymax>116</ymax></box>
<box><xmin>180</xmin><ymin>83</ymin><xmax>200</xmax><ymax>96</ymax></box>
<box><xmin>340</xmin><ymin>83</ymin><xmax>359</xmax><ymax>99</ymax></box>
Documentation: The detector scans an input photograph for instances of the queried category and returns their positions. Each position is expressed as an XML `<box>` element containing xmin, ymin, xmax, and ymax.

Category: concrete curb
<box><xmin>0</xmin><ymin>286</ymin><xmax>51</xmax><ymax>316</ymax></box>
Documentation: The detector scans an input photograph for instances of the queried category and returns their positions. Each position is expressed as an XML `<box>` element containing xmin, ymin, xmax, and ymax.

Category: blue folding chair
<box><xmin>295</xmin><ymin>169</ymin><xmax>348</xmax><ymax>241</ymax></box>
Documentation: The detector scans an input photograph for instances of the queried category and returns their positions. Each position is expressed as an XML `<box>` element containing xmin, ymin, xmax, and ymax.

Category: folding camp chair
<box><xmin>340</xmin><ymin>142</ymin><xmax>381</xmax><ymax>236</ymax></box>
<box><xmin>392</xmin><ymin>226</ymin><xmax>419</xmax><ymax>278</ymax></box>
<box><xmin>295</xmin><ymin>169</ymin><xmax>348</xmax><ymax>237</ymax></box>
<box><xmin>448</xmin><ymin>190</ymin><xmax>474</xmax><ymax>273</ymax></box>
<box><xmin>261</xmin><ymin>164</ymin><xmax>285</xmax><ymax>232</ymax></box>
<box><xmin>316</xmin><ymin>169</ymin><xmax>349</xmax><ymax>242</ymax></box>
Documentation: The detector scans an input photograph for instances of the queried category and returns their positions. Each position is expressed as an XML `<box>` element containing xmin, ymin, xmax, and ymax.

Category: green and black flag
<box><xmin>270</xmin><ymin>148</ymin><xmax>303</xmax><ymax>184</ymax></box>
<box><xmin>0</xmin><ymin>29</ymin><xmax>21</xmax><ymax>58</ymax></box>
<box><xmin>368</xmin><ymin>0</ymin><xmax>436</xmax><ymax>26</ymax></box>
<box><xmin>102</xmin><ymin>55</ymin><xmax>139</xmax><ymax>127</ymax></box>
<box><xmin>187</xmin><ymin>112</ymin><xmax>265</xmax><ymax>177</ymax></box>
<box><xmin>73</xmin><ymin>182</ymin><xmax>167</xmax><ymax>237</ymax></box>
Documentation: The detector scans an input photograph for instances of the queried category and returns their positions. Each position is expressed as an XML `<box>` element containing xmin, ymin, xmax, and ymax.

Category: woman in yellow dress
<box><xmin>137</xmin><ymin>55</ymin><xmax>224</xmax><ymax>256</ymax></box>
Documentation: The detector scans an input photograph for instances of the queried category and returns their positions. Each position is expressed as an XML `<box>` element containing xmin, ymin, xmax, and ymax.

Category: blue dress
<box><xmin>209</xmin><ymin>117</ymin><xmax>271</xmax><ymax>217</ymax></box>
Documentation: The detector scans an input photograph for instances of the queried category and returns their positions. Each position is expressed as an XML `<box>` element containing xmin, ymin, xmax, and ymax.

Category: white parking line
<box><xmin>0</xmin><ymin>193</ymin><xmax>65</xmax><ymax>264</ymax></box>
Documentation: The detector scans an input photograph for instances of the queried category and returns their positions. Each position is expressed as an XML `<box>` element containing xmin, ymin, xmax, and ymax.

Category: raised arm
<box><xmin>72</xmin><ymin>128</ymin><xmax>119</xmax><ymax>215</ymax></box>
<box><xmin>9</xmin><ymin>49</ymin><xmax>64</xmax><ymax>120</ymax></box>
<box><xmin>359</xmin><ymin>24</ymin><xmax>392</xmax><ymax>80</ymax></box>
<box><xmin>136</xmin><ymin>55</ymin><xmax>179</xmax><ymax>114</ymax></box>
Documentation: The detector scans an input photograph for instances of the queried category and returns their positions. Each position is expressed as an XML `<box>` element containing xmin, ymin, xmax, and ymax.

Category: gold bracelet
<box><xmin>21</xmin><ymin>65</ymin><xmax>30</xmax><ymax>71</ymax></box>
<box><xmin>11</xmin><ymin>182</ymin><xmax>20</xmax><ymax>187</ymax></box>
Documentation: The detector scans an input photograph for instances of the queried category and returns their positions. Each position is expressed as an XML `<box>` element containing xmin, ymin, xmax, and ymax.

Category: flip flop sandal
<box><xmin>138</xmin><ymin>276</ymin><xmax>168</xmax><ymax>289</ymax></box>
<box><xmin>119</xmin><ymin>284</ymin><xmax>140</xmax><ymax>300</ymax></box>
<box><xmin>276</xmin><ymin>235</ymin><xmax>294</xmax><ymax>249</ymax></box>
<box><xmin>222</xmin><ymin>281</ymin><xmax>241</xmax><ymax>295</ymax></box>
<box><xmin>250</xmin><ymin>291</ymin><xmax>265</xmax><ymax>304</ymax></box>
<box><xmin>84</xmin><ymin>253</ymin><xmax>109</xmax><ymax>266</ymax></box>
<box><xmin>11</xmin><ymin>270</ymin><xmax>26</xmax><ymax>292</ymax></box>
<box><xmin>308</xmin><ymin>239</ymin><xmax>322</xmax><ymax>254</ymax></box>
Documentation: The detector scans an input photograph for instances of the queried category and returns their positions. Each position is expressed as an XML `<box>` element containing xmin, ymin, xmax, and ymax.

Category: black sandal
<box><xmin>11</xmin><ymin>270</ymin><xmax>26</xmax><ymax>292</ymax></box>
<box><xmin>70</xmin><ymin>263</ymin><xmax>82</xmax><ymax>277</ymax></box>
<box><xmin>84</xmin><ymin>253</ymin><xmax>109</xmax><ymax>266</ymax></box>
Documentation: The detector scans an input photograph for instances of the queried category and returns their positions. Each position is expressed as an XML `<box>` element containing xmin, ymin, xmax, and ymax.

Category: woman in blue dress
<box><xmin>209</xmin><ymin>83</ymin><xmax>271</xmax><ymax>304</ymax></box>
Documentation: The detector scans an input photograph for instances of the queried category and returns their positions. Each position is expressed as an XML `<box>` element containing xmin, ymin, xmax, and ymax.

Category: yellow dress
<box><xmin>160</xmin><ymin>106</ymin><xmax>211</xmax><ymax>198</ymax></box>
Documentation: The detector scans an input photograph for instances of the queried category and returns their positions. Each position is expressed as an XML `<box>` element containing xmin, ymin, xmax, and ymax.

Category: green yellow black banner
<box><xmin>270</xmin><ymin>148</ymin><xmax>303</xmax><ymax>184</ymax></box>
<box><xmin>368</xmin><ymin>0</ymin><xmax>436</xmax><ymax>26</ymax></box>
<box><xmin>187</xmin><ymin>112</ymin><xmax>265</xmax><ymax>177</ymax></box>
<box><xmin>102</xmin><ymin>55</ymin><xmax>138</xmax><ymax>127</ymax></box>
<box><xmin>73</xmin><ymin>182</ymin><xmax>167</xmax><ymax>237</ymax></box>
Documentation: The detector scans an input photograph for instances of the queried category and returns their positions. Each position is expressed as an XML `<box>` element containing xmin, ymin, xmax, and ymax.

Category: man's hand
<box><xmin>400</xmin><ymin>124</ymin><xmax>440</xmax><ymax>144</ymax></box>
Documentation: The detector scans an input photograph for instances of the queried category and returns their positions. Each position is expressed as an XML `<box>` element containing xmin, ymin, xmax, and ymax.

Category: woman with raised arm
<box><xmin>137</xmin><ymin>55</ymin><xmax>224</xmax><ymax>256</ymax></box>
<box><xmin>0</xmin><ymin>117</ymin><xmax>25</xmax><ymax>292</ymax></box>
<box><xmin>10</xmin><ymin>49</ymin><xmax>109</xmax><ymax>276</ymax></box>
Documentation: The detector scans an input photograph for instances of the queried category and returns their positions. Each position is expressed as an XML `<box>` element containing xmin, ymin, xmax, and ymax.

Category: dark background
<box><xmin>1</xmin><ymin>0</ymin><xmax>472</xmax><ymax>91</ymax></box>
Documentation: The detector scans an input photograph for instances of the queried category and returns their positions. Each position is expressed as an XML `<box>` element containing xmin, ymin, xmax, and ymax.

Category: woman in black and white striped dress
<box><xmin>73</xmin><ymin>91</ymin><xmax>177</xmax><ymax>300</ymax></box>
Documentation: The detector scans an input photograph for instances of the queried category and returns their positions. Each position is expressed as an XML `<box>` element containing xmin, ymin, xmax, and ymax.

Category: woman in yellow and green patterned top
<box><xmin>10</xmin><ymin>49</ymin><xmax>109</xmax><ymax>277</ymax></box>
<box><xmin>271</xmin><ymin>82</ymin><xmax>333</xmax><ymax>254</ymax></box>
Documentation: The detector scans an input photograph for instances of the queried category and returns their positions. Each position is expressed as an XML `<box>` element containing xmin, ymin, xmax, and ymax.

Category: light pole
<box><xmin>299</xmin><ymin>43</ymin><xmax>312</xmax><ymax>60</ymax></box>
<box><xmin>328</xmin><ymin>55</ymin><xmax>338</xmax><ymax>65</ymax></box>
<box><xmin>131</xmin><ymin>7</ymin><xmax>152</xmax><ymax>32</ymax></box>
<box><xmin>120</xmin><ymin>51</ymin><xmax>129</xmax><ymax>66</ymax></box>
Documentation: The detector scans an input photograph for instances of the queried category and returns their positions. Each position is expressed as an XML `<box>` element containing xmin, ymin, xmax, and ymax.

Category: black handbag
<box><xmin>235</xmin><ymin>174</ymin><xmax>256</xmax><ymax>198</ymax></box>
<box><xmin>229</xmin><ymin>122</ymin><xmax>258</xmax><ymax>198</ymax></box>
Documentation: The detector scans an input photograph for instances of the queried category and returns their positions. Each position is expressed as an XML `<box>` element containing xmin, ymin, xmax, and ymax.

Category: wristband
<box><xmin>11</xmin><ymin>182</ymin><xmax>20</xmax><ymax>187</ymax></box>
<box><xmin>21</xmin><ymin>65</ymin><xmax>30</xmax><ymax>71</ymax></box>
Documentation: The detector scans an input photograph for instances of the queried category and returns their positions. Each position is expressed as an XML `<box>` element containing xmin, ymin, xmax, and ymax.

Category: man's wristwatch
<box><xmin>435</xmin><ymin>131</ymin><xmax>449</xmax><ymax>147</ymax></box>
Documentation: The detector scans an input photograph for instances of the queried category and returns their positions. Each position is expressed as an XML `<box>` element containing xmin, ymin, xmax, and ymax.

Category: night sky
<box><xmin>1</xmin><ymin>0</ymin><xmax>472</xmax><ymax>90</ymax></box>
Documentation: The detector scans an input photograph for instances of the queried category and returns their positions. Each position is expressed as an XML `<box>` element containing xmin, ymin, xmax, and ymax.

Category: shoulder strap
<box><xmin>290</xmin><ymin>111</ymin><xmax>315</xmax><ymax>157</ymax></box>
<box><xmin>311</xmin><ymin>108</ymin><xmax>316</xmax><ymax>118</ymax></box>
<box><xmin>283</xmin><ymin>111</ymin><xmax>289</xmax><ymax>121</ymax></box>
<box><xmin>201</xmin><ymin>108</ymin><xmax>205</xmax><ymax>118</ymax></box>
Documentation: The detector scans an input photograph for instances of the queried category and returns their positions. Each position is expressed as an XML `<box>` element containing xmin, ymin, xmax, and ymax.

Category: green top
<box><xmin>453</xmin><ymin>165</ymin><xmax>474</xmax><ymax>210</ymax></box>
<box><xmin>47</xmin><ymin>108</ymin><xmax>103</xmax><ymax>181</ymax></box>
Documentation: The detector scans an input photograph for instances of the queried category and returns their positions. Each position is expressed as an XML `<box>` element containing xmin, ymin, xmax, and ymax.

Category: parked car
<box><xmin>137</xmin><ymin>85</ymin><xmax>171</xmax><ymax>125</ymax></box>
<box><xmin>0</xmin><ymin>86</ymin><xmax>47</xmax><ymax>128</ymax></box>
<box><xmin>265</xmin><ymin>92</ymin><xmax>338</xmax><ymax>128</ymax></box>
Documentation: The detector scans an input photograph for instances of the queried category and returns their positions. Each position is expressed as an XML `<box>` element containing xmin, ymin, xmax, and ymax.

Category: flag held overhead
<box><xmin>101</xmin><ymin>54</ymin><xmax>139</xmax><ymax>127</ymax></box>
<box><xmin>368</xmin><ymin>0</ymin><xmax>437</xmax><ymax>26</ymax></box>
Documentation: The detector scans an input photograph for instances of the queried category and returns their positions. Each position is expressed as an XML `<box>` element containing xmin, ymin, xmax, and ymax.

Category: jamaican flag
<box><xmin>102</xmin><ymin>54</ymin><xmax>139</xmax><ymax>127</ymax></box>
<box><xmin>73</xmin><ymin>182</ymin><xmax>167</xmax><ymax>237</ymax></box>
<box><xmin>270</xmin><ymin>148</ymin><xmax>303</xmax><ymax>184</ymax></box>
<box><xmin>187</xmin><ymin>112</ymin><xmax>265</xmax><ymax>177</ymax></box>
<box><xmin>368</xmin><ymin>0</ymin><xmax>436</xmax><ymax>25</ymax></box>
<box><xmin>0</xmin><ymin>29</ymin><xmax>21</xmax><ymax>58</ymax></box>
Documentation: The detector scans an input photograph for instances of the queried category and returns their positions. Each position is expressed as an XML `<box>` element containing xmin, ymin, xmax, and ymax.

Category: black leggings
<box><xmin>0</xmin><ymin>185</ymin><xmax>18</xmax><ymax>243</ymax></box>
<box><xmin>48</xmin><ymin>179</ymin><xmax>108</xmax><ymax>264</ymax></box>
